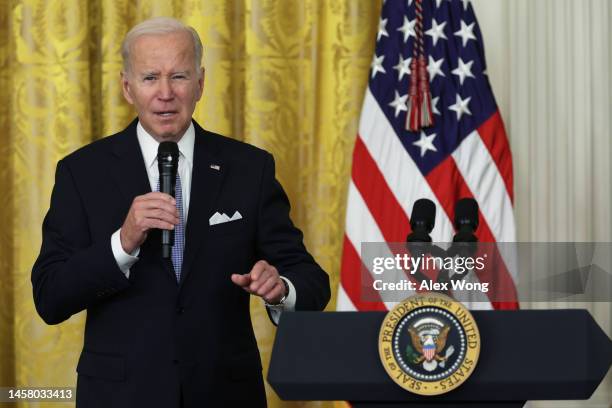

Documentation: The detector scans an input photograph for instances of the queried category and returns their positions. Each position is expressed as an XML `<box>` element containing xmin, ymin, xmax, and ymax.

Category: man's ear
<box><xmin>196</xmin><ymin>67</ymin><xmax>205</xmax><ymax>100</ymax></box>
<box><xmin>121</xmin><ymin>71</ymin><xmax>134</xmax><ymax>105</ymax></box>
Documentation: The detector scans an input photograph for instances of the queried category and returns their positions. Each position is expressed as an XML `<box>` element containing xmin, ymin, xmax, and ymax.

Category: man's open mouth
<box><xmin>155</xmin><ymin>111</ymin><xmax>177</xmax><ymax>117</ymax></box>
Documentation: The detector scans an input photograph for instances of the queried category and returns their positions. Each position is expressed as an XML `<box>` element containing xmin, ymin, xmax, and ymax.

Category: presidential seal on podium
<box><xmin>378</xmin><ymin>293</ymin><xmax>481</xmax><ymax>396</ymax></box>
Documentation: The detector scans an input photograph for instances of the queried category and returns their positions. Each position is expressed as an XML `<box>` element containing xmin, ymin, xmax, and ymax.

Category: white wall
<box><xmin>471</xmin><ymin>1</ymin><xmax>611</xmax><ymax>406</ymax></box>
<box><xmin>472</xmin><ymin>0</ymin><xmax>611</xmax><ymax>242</ymax></box>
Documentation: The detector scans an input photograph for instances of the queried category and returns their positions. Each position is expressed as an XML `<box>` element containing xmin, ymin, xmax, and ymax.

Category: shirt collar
<box><xmin>136</xmin><ymin>121</ymin><xmax>195</xmax><ymax>169</ymax></box>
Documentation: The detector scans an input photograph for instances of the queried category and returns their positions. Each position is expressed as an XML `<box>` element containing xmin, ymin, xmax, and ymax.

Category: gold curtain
<box><xmin>0</xmin><ymin>1</ymin><xmax>381</xmax><ymax>407</ymax></box>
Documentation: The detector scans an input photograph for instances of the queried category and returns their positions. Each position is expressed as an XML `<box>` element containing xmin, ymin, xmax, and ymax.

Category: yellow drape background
<box><xmin>0</xmin><ymin>0</ymin><xmax>381</xmax><ymax>407</ymax></box>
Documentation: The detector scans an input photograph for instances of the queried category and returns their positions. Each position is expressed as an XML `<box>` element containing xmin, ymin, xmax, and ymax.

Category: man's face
<box><xmin>121</xmin><ymin>31</ymin><xmax>204</xmax><ymax>142</ymax></box>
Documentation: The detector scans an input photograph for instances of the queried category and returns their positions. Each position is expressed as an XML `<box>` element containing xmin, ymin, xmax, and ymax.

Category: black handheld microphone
<box><xmin>406</xmin><ymin>199</ymin><xmax>436</xmax><ymax>242</ymax></box>
<box><xmin>158</xmin><ymin>142</ymin><xmax>179</xmax><ymax>258</ymax></box>
<box><xmin>453</xmin><ymin>198</ymin><xmax>479</xmax><ymax>243</ymax></box>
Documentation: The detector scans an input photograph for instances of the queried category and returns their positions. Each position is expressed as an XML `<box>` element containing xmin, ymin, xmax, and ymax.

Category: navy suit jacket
<box><xmin>32</xmin><ymin>119</ymin><xmax>330</xmax><ymax>407</ymax></box>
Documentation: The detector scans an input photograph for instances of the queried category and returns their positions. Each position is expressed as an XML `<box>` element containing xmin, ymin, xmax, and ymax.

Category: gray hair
<box><xmin>121</xmin><ymin>17</ymin><xmax>203</xmax><ymax>75</ymax></box>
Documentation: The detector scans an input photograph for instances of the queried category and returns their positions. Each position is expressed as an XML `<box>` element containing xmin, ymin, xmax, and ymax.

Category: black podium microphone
<box><xmin>158</xmin><ymin>141</ymin><xmax>179</xmax><ymax>258</ymax></box>
<box><xmin>453</xmin><ymin>198</ymin><xmax>479</xmax><ymax>243</ymax></box>
<box><xmin>406</xmin><ymin>198</ymin><xmax>436</xmax><ymax>242</ymax></box>
<box><xmin>406</xmin><ymin>198</ymin><xmax>446</xmax><ymax>290</ymax></box>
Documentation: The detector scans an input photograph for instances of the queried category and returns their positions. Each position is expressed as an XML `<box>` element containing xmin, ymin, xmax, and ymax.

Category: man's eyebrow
<box><xmin>140</xmin><ymin>71</ymin><xmax>160</xmax><ymax>77</ymax></box>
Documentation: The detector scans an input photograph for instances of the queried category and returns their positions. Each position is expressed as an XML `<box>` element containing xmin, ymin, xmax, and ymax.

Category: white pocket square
<box><xmin>209</xmin><ymin>211</ymin><xmax>243</xmax><ymax>226</ymax></box>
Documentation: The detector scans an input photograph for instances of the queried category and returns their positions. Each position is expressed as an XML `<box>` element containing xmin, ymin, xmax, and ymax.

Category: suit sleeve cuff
<box><xmin>265</xmin><ymin>276</ymin><xmax>296</xmax><ymax>325</ymax></box>
<box><xmin>111</xmin><ymin>229</ymin><xmax>140</xmax><ymax>278</ymax></box>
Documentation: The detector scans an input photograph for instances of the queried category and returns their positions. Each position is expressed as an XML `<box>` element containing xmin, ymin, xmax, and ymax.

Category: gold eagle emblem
<box><xmin>409</xmin><ymin>325</ymin><xmax>450</xmax><ymax>363</ymax></box>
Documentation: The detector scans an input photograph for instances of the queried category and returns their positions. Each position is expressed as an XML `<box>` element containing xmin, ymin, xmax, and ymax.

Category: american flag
<box><xmin>337</xmin><ymin>0</ymin><xmax>518</xmax><ymax>311</ymax></box>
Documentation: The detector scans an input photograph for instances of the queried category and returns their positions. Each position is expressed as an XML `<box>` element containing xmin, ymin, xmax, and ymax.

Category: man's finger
<box><xmin>249</xmin><ymin>260</ymin><xmax>268</xmax><ymax>281</ymax></box>
<box><xmin>231</xmin><ymin>273</ymin><xmax>252</xmax><ymax>288</ymax></box>
<box><xmin>138</xmin><ymin>192</ymin><xmax>176</xmax><ymax>203</ymax></box>
<box><xmin>136</xmin><ymin>200</ymin><xmax>179</xmax><ymax>216</ymax></box>
<box><xmin>143</xmin><ymin>208</ymin><xmax>179</xmax><ymax>224</ymax></box>
<box><xmin>143</xmin><ymin>219</ymin><xmax>176</xmax><ymax>231</ymax></box>
<box><xmin>255</xmin><ymin>275</ymin><xmax>278</xmax><ymax>297</ymax></box>
<box><xmin>262</xmin><ymin>282</ymin><xmax>285</xmax><ymax>304</ymax></box>
<box><xmin>249</xmin><ymin>268</ymin><xmax>272</xmax><ymax>292</ymax></box>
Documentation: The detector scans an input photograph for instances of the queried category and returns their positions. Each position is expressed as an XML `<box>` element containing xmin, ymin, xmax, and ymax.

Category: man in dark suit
<box><xmin>31</xmin><ymin>17</ymin><xmax>330</xmax><ymax>408</ymax></box>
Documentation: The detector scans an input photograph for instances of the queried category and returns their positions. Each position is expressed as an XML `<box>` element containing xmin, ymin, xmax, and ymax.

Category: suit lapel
<box><xmin>179</xmin><ymin>123</ymin><xmax>226</xmax><ymax>288</ymax></box>
<box><xmin>109</xmin><ymin>119</ymin><xmax>151</xmax><ymax>203</ymax></box>
<box><xmin>109</xmin><ymin>119</ymin><xmax>177</xmax><ymax>283</ymax></box>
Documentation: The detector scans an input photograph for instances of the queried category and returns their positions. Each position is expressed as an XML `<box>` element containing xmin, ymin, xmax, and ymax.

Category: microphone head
<box><xmin>158</xmin><ymin>142</ymin><xmax>179</xmax><ymax>175</ymax></box>
<box><xmin>410</xmin><ymin>199</ymin><xmax>436</xmax><ymax>234</ymax></box>
<box><xmin>454</xmin><ymin>198</ymin><xmax>479</xmax><ymax>231</ymax></box>
<box><xmin>157</xmin><ymin>141</ymin><xmax>179</xmax><ymax>159</ymax></box>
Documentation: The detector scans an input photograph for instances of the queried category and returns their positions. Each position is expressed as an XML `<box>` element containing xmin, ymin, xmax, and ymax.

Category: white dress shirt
<box><xmin>109</xmin><ymin>121</ymin><xmax>295</xmax><ymax>320</ymax></box>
